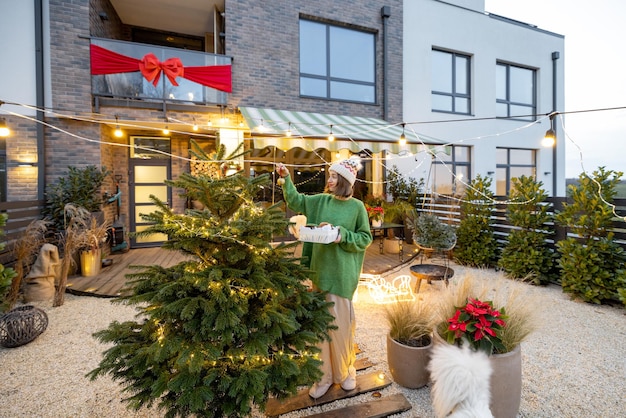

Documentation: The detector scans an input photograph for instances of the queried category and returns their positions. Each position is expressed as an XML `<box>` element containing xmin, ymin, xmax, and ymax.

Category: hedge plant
<box><xmin>498</xmin><ymin>175</ymin><xmax>555</xmax><ymax>285</ymax></box>
<box><xmin>454</xmin><ymin>174</ymin><xmax>498</xmax><ymax>268</ymax></box>
<box><xmin>556</xmin><ymin>167</ymin><xmax>626</xmax><ymax>305</ymax></box>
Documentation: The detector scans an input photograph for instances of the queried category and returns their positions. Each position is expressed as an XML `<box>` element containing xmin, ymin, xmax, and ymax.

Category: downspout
<box><xmin>551</xmin><ymin>51</ymin><xmax>559</xmax><ymax>197</ymax></box>
<box><xmin>381</xmin><ymin>6</ymin><xmax>390</xmax><ymax>121</ymax></box>
<box><xmin>34</xmin><ymin>0</ymin><xmax>45</xmax><ymax>200</ymax></box>
<box><xmin>380</xmin><ymin>6</ymin><xmax>391</xmax><ymax>195</ymax></box>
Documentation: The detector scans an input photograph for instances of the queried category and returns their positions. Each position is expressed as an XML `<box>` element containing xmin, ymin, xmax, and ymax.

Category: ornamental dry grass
<box><xmin>384</xmin><ymin>298</ymin><xmax>438</xmax><ymax>347</ymax></box>
<box><xmin>434</xmin><ymin>271</ymin><xmax>541</xmax><ymax>353</ymax></box>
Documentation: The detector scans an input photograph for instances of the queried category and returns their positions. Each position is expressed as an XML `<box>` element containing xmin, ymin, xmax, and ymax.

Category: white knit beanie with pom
<box><xmin>330</xmin><ymin>157</ymin><xmax>362</xmax><ymax>186</ymax></box>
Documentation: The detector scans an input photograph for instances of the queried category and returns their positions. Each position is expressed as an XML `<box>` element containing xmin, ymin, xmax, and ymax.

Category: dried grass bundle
<box><xmin>6</xmin><ymin>220</ymin><xmax>50</xmax><ymax>309</ymax></box>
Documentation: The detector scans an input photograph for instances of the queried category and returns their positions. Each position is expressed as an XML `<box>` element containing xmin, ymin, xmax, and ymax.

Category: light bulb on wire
<box><xmin>328</xmin><ymin>125</ymin><xmax>335</xmax><ymax>142</ymax></box>
<box><xmin>399</xmin><ymin>123</ymin><xmax>406</xmax><ymax>146</ymax></box>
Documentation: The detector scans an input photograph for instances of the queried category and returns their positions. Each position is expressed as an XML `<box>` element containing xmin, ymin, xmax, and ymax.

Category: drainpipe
<box><xmin>551</xmin><ymin>51</ymin><xmax>559</xmax><ymax>197</ymax></box>
<box><xmin>34</xmin><ymin>0</ymin><xmax>45</xmax><ymax>200</ymax></box>
<box><xmin>381</xmin><ymin>6</ymin><xmax>390</xmax><ymax>121</ymax></box>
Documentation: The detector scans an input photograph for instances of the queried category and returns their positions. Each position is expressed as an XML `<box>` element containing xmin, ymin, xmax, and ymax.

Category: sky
<box><xmin>484</xmin><ymin>0</ymin><xmax>626</xmax><ymax>178</ymax></box>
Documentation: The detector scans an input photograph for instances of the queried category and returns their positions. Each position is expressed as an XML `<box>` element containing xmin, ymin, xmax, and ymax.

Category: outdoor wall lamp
<box><xmin>0</xmin><ymin>118</ymin><xmax>9</xmax><ymax>137</ymax></box>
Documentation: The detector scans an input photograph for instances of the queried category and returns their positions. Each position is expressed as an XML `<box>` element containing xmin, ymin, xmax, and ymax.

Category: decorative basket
<box><xmin>0</xmin><ymin>305</ymin><xmax>49</xmax><ymax>348</ymax></box>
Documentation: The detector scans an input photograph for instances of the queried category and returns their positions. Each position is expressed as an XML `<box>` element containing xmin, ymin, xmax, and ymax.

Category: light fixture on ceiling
<box><xmin>286</xmin><ymin>122</ymin><xmax>292</xmax><ymax>137</ymax></box>
<box><xmin>113</xmin><ymin>115</ymin><xmax>123</xmax><ymax>138</ymax></box>
<box><xmin>328</xmin><ymin>125</ymin><xmax>335</xmax><ymax>142</ymax></box>
<box><xmin>399</xmin><ymin>123</ymin><xmax>406</xmax><ymax>146</ymax></box>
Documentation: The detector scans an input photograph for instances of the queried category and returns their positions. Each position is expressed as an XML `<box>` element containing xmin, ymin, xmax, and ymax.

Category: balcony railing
<box><xmin>91</xmin><ymin>38</ymin><xmax>230</xmax><ymax>106</ymax></box>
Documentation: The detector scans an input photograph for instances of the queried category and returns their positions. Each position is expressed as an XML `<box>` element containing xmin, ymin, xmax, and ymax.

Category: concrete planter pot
<box><xmin>489</xmin><ymin>344</ymin><xmax>522</xmax><ymax>418</ymax></box>
<box><xmin>386</xmin><ymin>333</ymin><xmax>432</xmax><ymax>389</ymax></box>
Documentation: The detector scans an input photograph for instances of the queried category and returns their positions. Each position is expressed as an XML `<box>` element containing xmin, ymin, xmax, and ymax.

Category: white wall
<box><xmin>0</xmin><ymin>0</ymin><xmax>38</xmax><ymax>116</ymax></box>
<box><xmin>400</xmin><ymin>0</ymin><xmax>565</xmax><ymax>196</ymax></box>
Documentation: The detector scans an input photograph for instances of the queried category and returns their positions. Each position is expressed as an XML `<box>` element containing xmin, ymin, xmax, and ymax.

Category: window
<box><xmin>496</xmin><ymin>63</ymin><xmax>536</xmax><ymax>121</ymax></box>
<box><xmin>495</xmin><ymin>148</ymin><xmax>536</xmax><ymax>195</ymax></box>
<box><xmin>432</xmin><ymin>49</ymin><xmax>471</xmax><ymax>114</ymax></box>
<box><xmin>299</xmin><ymin>19</ymin><xmax>375</xmax><ymax>103</ymax></box>
<box><xmin>433</xmin><ymin>146</ymin><xmax>471</xmax><ymax>196</ymax></box>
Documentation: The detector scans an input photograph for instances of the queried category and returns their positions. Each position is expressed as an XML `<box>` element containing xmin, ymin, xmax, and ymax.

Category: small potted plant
<box><xmin>366</xmin><ymin>205</ymin><xmax>385</xmax><ymax>227</ymax></box>
<box><xmin>407</xmin><ymin>211</ymin><xmax>456</xmax><ymax>255</ymax></box>
<box><xmin>384</xmin><ymin>298</ymin><xmax>437</xmax><ymax>388</ymax></box>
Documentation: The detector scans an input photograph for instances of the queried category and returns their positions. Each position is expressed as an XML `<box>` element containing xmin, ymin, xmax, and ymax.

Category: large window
<box><xmin>299</xmin><ymin>19</ymin><xmax>375</xmax><ymax>103</ymax></box>
<box><xmin>496</xmin><ymin>62</ymin><xmax>536</xmax><ymax>121</ymax></box>
<box><xmin>432</xmin><ymin>49</ymin><xmax>471</xmax><ymax>114</ymax></box>
<box><xmin>496</xmin><ymin>148</ymin><xmax>536</xmax><ymax>195</ymax></box>
<box><xmin>433</xmin><ymin>146</ymin><xmax>471</xmax><ymax>196</ymax></box>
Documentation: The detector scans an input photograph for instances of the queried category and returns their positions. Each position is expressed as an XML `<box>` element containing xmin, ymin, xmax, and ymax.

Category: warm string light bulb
<box><xmin>286</xmin><ymin>122</ymin><xmax>292</xmax><ymax>137</ymax></box>
<box><xmin>399</xmin><ymin>123</ymin><xmax>406</xmax><ymax>146</ymax></box>
<box><xmin>328</xmin><ymin>125</ymin><xmax>335</xmax><ymax>142</ymax></box>
<box><xmin>163</xmin><ymin>125</ymin><xmax>170</xmax><ymax>135</ymax></box>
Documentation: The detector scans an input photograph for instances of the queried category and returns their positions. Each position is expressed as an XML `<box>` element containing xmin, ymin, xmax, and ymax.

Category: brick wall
<box><xmin>5</xmin><ymin>116</ymin><xmax>39</xmax><ymax>201</ymax></box>
<box><xmin>227</xmin><ymin>0</ymin><xmax>403</xmax><ymax>123</ymax></box>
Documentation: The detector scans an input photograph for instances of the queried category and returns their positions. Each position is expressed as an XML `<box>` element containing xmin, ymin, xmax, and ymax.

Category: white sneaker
<box><xmin>341</xmin><ymin>366</ymin><xmax>357</xmax><ymax>391</ymax></box>
<box><xmin>308</xmin><ymin>382</ymin><xmax>332</xmax><ymax>399</ymax></box>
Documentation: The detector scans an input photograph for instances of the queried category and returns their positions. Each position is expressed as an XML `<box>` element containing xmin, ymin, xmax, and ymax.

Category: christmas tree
<box><xmin>88</xmin><ymin>143</ymin><xmax>334</xmax><ymax>417</ymax></box>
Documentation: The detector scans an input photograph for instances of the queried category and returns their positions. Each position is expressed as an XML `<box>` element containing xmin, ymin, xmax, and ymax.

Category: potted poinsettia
<box><xmin>366</xmin><ymin>205</ymin><xmax>385</xmax><ymax>227</ymax></box>
<box><xmin>431</xmin><ymin>273</ymin><xmax>540</xmax><ymax>418</ymax></box>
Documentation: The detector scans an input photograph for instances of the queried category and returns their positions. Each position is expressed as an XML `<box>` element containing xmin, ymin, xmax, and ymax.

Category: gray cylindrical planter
<box><xmin>386</xmin><ymin>333</ymin><xmax>432</xmax><ymax>389</ymax></box>
<box><xmin>489</xmin><ymin>344</ymin><xmax>522</xmax><ymax>418</ymax></box>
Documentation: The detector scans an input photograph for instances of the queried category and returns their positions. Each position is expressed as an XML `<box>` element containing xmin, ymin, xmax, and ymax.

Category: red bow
<box><xmin>139</xmin><ymin>53</ymin><xmax>184</xmax><ymax>86</ymax></box>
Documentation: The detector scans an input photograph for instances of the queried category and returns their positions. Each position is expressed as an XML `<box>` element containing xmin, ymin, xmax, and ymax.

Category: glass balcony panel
<box><xmin>91</xmin><ymin>38</ymin><xmax>230</xmax><ymax>106</ymax></box>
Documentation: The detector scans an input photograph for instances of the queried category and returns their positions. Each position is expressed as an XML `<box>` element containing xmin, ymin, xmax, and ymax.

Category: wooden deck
<box><xmin>66</xmin><ymin>240</ymin><xmax>420</xmax><ymax>298</ymax></box>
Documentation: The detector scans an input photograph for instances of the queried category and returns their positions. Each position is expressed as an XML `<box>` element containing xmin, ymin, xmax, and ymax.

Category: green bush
<box><xmin>454</xmin><ymin>174</ymin><xmax>498</xmax><ymax>268</ymax></box>
<box><xmin>43</xmin><ymin>165</ymin><xmax>110</xmax><ymax>230</ymax></box>
<box><xmin>0</xmin><ymin>213</ymin><xmax>17</xmax><ymax>312</ymax></box>
<box><xmin>498</xmin><ymin>175</ymin><xmax>555</xmax><ymax>284</ymax></box>
<box><xmin>556</xmin><ymin>167</ymin><xmax>626</xmax><ymax>305</ymax></box>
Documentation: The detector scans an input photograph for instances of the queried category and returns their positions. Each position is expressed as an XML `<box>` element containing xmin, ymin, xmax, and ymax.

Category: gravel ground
<box><xmin>1</xmin><ymin>262</ymin><xmax>624</xmax><ymax>418</ymax></box>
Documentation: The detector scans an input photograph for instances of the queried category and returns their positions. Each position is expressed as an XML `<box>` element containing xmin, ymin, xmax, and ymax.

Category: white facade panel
<box><xmin>0</xmin><ymin>0</ymin><xmax>38</xmax><ymax>116</ymax></box>
<box><xmin>401</xmin><ymin>0</ymin><xmax>565</xmax><ymax>196</ymax></box>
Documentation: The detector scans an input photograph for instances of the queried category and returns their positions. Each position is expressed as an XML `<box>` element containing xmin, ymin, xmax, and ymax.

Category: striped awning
<box><xmin>239</xmin><ymin>106</ymin><xmax>446</xmax><ymax>154</ymax></box>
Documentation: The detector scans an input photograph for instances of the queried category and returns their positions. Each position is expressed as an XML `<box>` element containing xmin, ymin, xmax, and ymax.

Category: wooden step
<box><xmin>355</xmin><ymin>357</ymin><xmax>374</xmax><ymax>371</ymax></box>
<box><xmin>265</xmin><ymin>370</ymin><xmax>392</xmax><ymax>417</ymax></box>
<box><xmin>304</xmin><ymin>393</ymin><xmax>412</xmax><ymax>418</ymax></box>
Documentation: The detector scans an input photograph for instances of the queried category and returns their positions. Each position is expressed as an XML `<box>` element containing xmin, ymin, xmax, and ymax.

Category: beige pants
<box><xmin>317</xmin><ymin>293</ymin><xmax>356</xmax><ymax>385</ymax></box>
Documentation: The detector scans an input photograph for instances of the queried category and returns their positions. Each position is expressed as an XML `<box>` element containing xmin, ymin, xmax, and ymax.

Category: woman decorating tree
<box><xmin>276</xmin><ymin>158</ymin><xmax>372</xmax><ymax>399</ymax></box>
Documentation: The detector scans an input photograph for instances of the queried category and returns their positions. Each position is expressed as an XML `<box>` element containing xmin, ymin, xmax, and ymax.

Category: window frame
<box><xmin>495</xmin><ymin>147</ymin><xmax>537</xmax><ymax>195</ymax></box>
<box><xmin>431</xmin><ymin>49</ymin><xmax>472</xmax><ymax>115</ymax></box>
<box><xmin>299</xmin><ymin>18</ymin><xmax>376</xmax><ymax>104</ymax></box>
<box><xmin>432</xmin><ymin>145</ymin><xmax>472</xmax><ymax>196</ymax></box>
<box><xmin>496</xmin><ymin>62</ymin><xmax>537</xmax><ymax>121</ymax></box>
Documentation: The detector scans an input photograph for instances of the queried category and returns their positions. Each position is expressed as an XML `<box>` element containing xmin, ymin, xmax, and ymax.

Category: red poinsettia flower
<box><xmin>443</xmin><ymin>298</ymin><xmax>508</xmax><ymax>354</ymax></box>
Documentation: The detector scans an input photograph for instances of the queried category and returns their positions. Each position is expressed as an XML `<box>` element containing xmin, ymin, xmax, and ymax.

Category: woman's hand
<box><xmin>319</xmin><ymin>222</ymin><xmax>341</xmax><ymax>243</ymax></box>
<box><xmin>276</xmin><ymin>163</ymin><xmax>289</xmax><ymax>178</ymax></box>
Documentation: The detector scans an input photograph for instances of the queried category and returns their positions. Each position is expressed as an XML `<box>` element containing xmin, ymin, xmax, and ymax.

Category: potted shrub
<box><xmin>431</xmin><ymin>273</ymin><xmax>540</xmax><ymax>418</ymax></box>
<box><xmin>384</xmin><ymin>298</ymin><xmax>437</xmax><ymax>388</ymax></box>
<box><xmin>406</xmin><ymin>211</ymin><xmax>456</xmax><ymax>259</ymax></box>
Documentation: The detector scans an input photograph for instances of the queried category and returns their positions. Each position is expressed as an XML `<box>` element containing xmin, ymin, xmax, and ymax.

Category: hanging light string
<box><xmin>2</xmin><ymin>99</ymin><xmax>625</xmax><ymax>216</ymax></box>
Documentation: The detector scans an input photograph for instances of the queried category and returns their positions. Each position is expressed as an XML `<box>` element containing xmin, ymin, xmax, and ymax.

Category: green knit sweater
<box><xmin>282</xmin><ymin>175</ymin><xmax>372</xmax><ymax>299</ymax></box>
